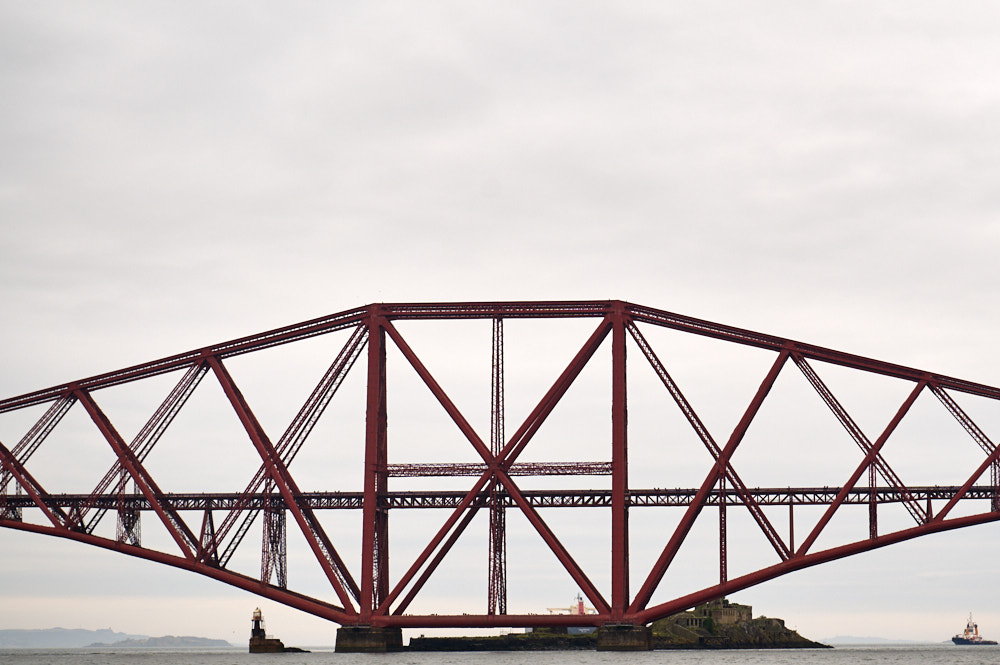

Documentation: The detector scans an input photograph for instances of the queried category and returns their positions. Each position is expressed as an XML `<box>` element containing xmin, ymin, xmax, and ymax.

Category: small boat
<box><xmin>952</xmin><ymin>613</ymin><xmax>998</xmax><ymax>645</ymax></box>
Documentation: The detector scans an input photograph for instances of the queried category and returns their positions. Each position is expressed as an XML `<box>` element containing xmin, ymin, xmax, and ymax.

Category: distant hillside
<box><xmin>0</xmin><ymin>628</ymin><xmax>148</xmax><ymax>648</ymax></box>
<box><xmin>0</xmin><ymin>628</ymin><xmax>232</xmax><ymax>649</ymax></box>
<box><xmin>89</xmin><ymin>635</ymin><xmax>231</xmax><ymax>648</ymax></box>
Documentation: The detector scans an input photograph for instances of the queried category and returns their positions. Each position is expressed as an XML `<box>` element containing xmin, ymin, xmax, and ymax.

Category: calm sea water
<box><xmin>1</xmin><ymin>645</ymin><xmax>998</xmax><ymax>665</ymax></box>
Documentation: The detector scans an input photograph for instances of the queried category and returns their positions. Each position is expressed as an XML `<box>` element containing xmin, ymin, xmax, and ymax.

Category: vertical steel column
<box><xmin>262</xmin><ymin>495</ymin><xmax>288</xmax><ymax>588</ymax></box>
<box><xmin>788</xmin><ymin>503</ymin><xmax>794</xmax><ymax>553</ymax></box>
<box><xmin>611</xmin><ymin>306</ymin><xmax>629</xmax><ymax>619</ymax></box>
<box><xmin>116</xmin><ymin>479</ymin><xmax>141</xmax><ymax>546</ymax></box>
<box><xmin>361</xmin><ymin>312</ymin><xmax>389</xmax><ymax>620</ymax></box>
<box><xmin>199</xmin><ymin>504</ymin><xmax>217</xmax><ymax>565</ymax></box>
<box><xmin>115</xmin><ymin>472</ymin><xmax>141</xmax><ymax>545</ymax></box>
<box><xmin>868</xmin><ymin>464</ymin><xmax>877</xmax><ymax>539</ymax></box>
<box><xmin>719</xmin><ymin>474</ymin><xmax>727</xmax><ymax>584</ymax></box>
<box><xmin>992</xmin><ymin>462</ymin><xmax>1000</xmax><ymax>513</ymax></box>
<box><xmin>487</xmin><ymin>317</ymin><xmax>507</xmax><ymax>615</ymax></box>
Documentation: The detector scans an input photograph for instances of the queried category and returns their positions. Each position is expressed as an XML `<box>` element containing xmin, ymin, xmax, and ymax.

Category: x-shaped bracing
<box><xmin>3</xmin><ymin>300</ymin><xmax>1000</xmax><ymax>629</ymax></box>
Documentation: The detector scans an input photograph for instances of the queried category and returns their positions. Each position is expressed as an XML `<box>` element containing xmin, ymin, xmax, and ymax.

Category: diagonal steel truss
<box><xmin>2</xmin><ymin>301</ymin><xmax>1000</xmax><ymax>629</ymax></box>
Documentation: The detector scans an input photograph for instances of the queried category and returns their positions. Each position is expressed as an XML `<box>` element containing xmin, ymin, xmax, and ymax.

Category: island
<box><xmin>650</xmin><ymin>598</ymin><xmax>828</xmax><ymax>649</ymax></box>
<box><xmin>408</xmin><ymin>598</ymin><xmax>828</xmax><ymax>651</ymax></box>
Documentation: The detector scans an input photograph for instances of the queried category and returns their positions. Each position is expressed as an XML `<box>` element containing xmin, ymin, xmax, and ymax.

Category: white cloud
<box><xmin>3</xmin><ymin>0</ymin><xmax>1000</xmax><ymax>643</ymax></box>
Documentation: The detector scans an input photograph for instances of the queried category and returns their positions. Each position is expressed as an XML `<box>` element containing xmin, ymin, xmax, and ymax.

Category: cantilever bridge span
<box><xmin>1</xmin><ymin>301</ymin><xmax>999</xmax><ymax>634</ymax></box>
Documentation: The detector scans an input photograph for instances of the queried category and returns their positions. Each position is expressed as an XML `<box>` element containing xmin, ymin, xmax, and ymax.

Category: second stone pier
<box><xmin>335</xmin><ymin>626</ymin><xmax>404</xmax><ymax>652</ymax></box>
<box><xmin>596</xmin><ymin>624</ymin><xmax>652</xmax><ymax>651</ymax></box>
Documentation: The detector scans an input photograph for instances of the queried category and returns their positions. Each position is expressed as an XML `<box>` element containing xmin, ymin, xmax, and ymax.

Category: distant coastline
<box><xmin>89</xmin><ymin>635</ymin><xmax>231</xmax><ymax>648</ymax></box>
<box><xmin>0</xmin><ymin>628</ymin><xmax>230</xmax><ymax>649</ymax></box>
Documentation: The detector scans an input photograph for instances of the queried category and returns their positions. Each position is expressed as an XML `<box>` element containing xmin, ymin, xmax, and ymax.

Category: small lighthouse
<box><xmin>251</xmin><ymin>608</ymin><xmax>266</xmax><ymax>641</ymax></box>
<box><xmin>249</xmin><ymin>608</ymin><xmax>307</xmax><ymax>653</ymax></box>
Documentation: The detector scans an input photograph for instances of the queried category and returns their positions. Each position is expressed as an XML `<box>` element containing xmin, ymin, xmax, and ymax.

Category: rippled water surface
<box><xmin>2</xmin><ymin>645</ymin><xmax>999</xmax><ymax>665</ymax></box>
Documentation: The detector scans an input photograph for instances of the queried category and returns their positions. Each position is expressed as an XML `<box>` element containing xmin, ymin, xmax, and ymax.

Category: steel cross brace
<box><xmin>374</xmin><ymin>317</ymin><xmax>614</xmax><ymax>620</ymax></box>
<box><xmin>374</xmin><ymin>318</ymin><xmax>611</xmax><ymax>615</ymax></box>
<box><xmin>206</xmin><ymin>326</ymin><xmax>367</xmax><ymax>574</ymax></box>
<box><xmin>0</xmin><ymin>516</ymin><xmax>356</xmax><ymax>624</ymax></box>
<box><xmin>628</xmin><ymin>349</ymin><xmax>791</xmax><ymax>615</ymax></box>
<box><xmin>633</xmin><ymin>509</ymin><xmax>1000</xmax><ymax>626</ymax></box>
<box><xmin>0</xmin><ymin>396</ymin><xmax>77</xmax><ymax>495</ymax></box>
<box><xmin>394</xmin><ymin>493</ymin><xmax>486</xmax><ymax>616</ymax></box>
<box><xmin>7</xmin><ymin>301</ymin><xmax>1000</xmax><ymax>630</ymax></box>
<box><xmin>792</xmin><ymin>353</ymin><xmax>925</xmax><ymax>524</ymax></box>
<box><xmin>206</xmin><ymin>355</ymin><xmax>359</xmax><ymax>614</ymax></box>
<box><xmin>76</xmin><ymin>389</ymin><xmax>200</xmax><ymax>558</ymax></box>
<box><xmin>928</xmin><ymin>390</ymin><xmax>1000</xmax><ymax>521</ymax></box>
<box><xmin>930</xmin><ymin>383</ymin><xmax>1000</xmax><ymax>511</ymax></box>
<box><xmin>795</xmin><ymin>379</ymin><xmax>927</xmax><ymax>556</ymax></box>
<box><xmin>75</xmin><ymin>362</ymin><xmax>207</xmax><ymax>533</ymax></box>
<box><xmin>626</xmin><ymin>302</ymin><xmax>1000</xmax><ymax>400</ymax></box>
<box><xmin>0</xmin><ymin>439</ymin><xmax>69</xmax><ymax>527</ymax></box>
<box><xmin>627</xmin><ymin>321</ymin><xmax>791</xmax><ymax>561</ymax></box>
<box><xmin>8</xmin><ymin>395</ymin><xmax>77</xmax><ymax>461</ymax></box>
<box><xmin>932</xmin><ymin>445</ymin><xmax>1000</xmax><ymax>521</ymax></box>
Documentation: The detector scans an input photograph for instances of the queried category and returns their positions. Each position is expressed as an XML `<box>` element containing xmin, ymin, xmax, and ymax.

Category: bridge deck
<box><xmin>1</xmin><ymin>486</ymin><xmax>994</xmax><ymax>511</ymax></box>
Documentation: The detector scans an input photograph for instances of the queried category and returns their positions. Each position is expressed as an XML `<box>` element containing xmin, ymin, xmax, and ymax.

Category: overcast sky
<box><xmin>3</xmin><ymin>1</ymin><xmax>1000</xmax><ymax>645</ymax></box>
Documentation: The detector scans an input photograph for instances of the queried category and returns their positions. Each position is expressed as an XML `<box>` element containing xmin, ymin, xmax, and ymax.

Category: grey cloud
<box><xmin>4</xmin><ymin>0</ymin><xmax>1000</xmax><ymax>642</ymax></box>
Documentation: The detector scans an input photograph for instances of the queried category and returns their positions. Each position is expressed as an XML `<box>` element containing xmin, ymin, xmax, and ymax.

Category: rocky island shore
<box><xmin>408</xmin><ymin>599</ymin><xmax>828</xmax><ymax>651</ymax></box>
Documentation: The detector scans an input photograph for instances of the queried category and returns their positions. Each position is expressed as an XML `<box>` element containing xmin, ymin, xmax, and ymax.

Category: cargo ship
<box><xmin>952</xmin><ymin>614</ymin><xmax>997</xmax><ymax>645</ymax></box>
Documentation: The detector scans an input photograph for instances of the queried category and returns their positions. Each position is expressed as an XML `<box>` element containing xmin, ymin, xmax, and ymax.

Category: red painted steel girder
<box><xmin>3</xmin><ymin>300</ymin><xmax>1000</xmax><ymax>631</ymax></box>
<box><xmin>5</xmin><ymin>300</ymin><xmax>1000</xmax><ymax>412</ymax></box>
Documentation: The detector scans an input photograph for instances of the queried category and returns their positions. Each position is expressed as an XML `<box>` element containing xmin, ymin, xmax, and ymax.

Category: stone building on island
<box><xmin>651</xmin><ymin>598</ymin><xmax>819</xmax><ymax>649</ymax></box>
<box><xmin>673</xmin><ymin>598</ymin><xmax>754</xmax><ymax>630</ymax></box>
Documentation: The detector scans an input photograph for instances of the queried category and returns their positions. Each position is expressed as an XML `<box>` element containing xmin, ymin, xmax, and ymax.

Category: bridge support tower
<box><xmin>335</xmin><ymin>626</ymin><xmax>403</xmax><ymax>653</ymax></box>
<box><xmin>596</xmin><ymin>623</ymin><xmax>652</xmax><ymax>651</ymax></box>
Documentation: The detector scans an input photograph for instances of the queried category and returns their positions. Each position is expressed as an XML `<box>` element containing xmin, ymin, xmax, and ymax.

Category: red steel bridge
<box><xmin>1</xmin><ymin>301</ymin><xmax>999</xmax><ymax>638</ymax></box>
